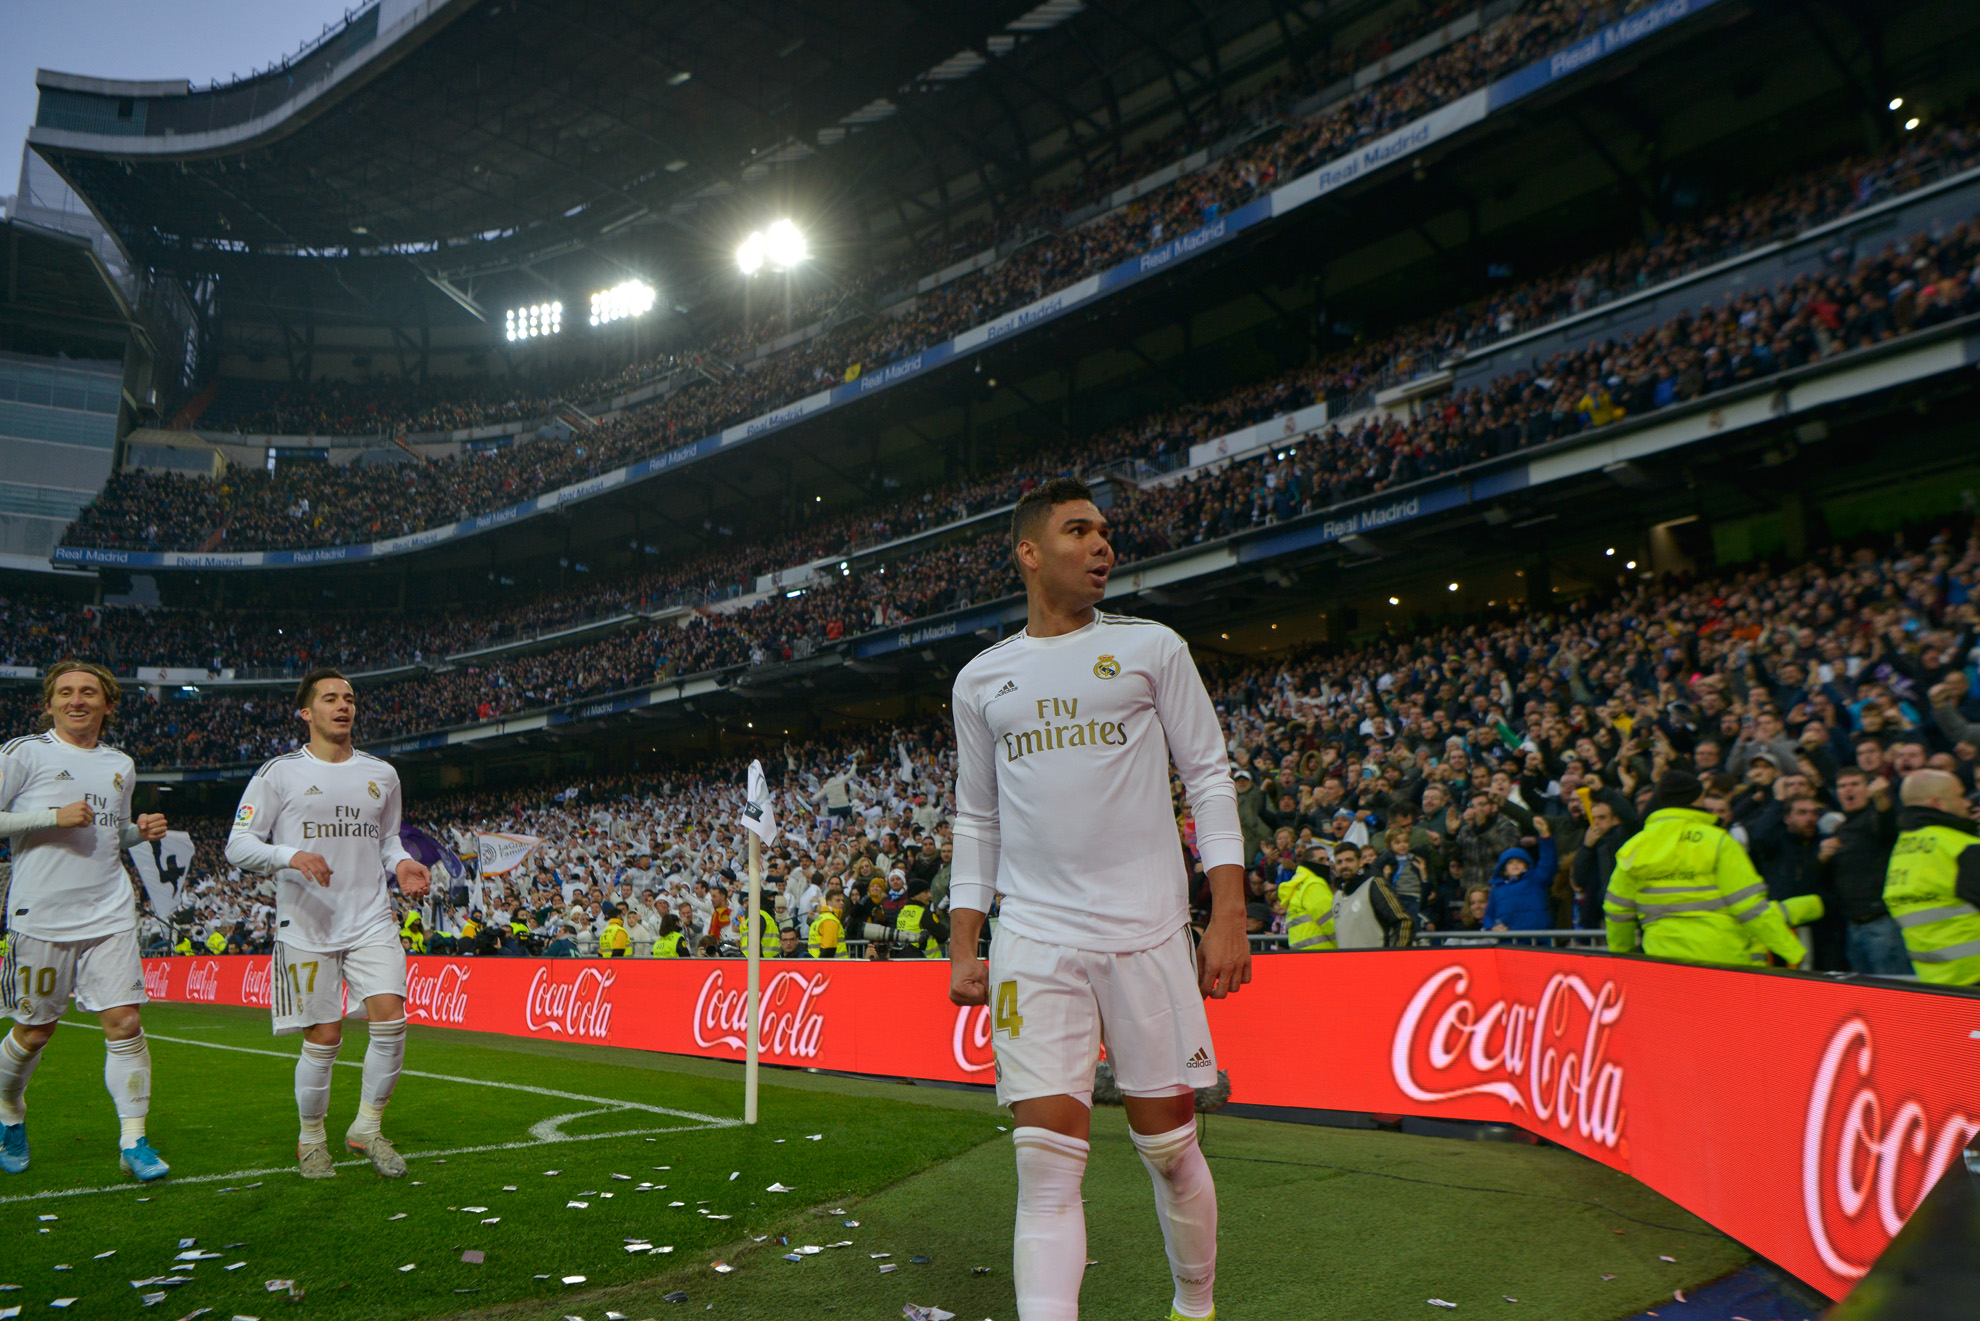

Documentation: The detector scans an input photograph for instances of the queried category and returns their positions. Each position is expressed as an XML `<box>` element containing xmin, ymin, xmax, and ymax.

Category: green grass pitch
<box><xmin>0</xmin><ymin>1003</ymin><xmax>1752</xmax><ymax>1320</ymax></box>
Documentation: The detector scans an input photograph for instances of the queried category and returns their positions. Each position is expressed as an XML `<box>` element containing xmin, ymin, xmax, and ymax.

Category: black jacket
<box><xmin>1821</xmin><ymin>803</ymin><xmax>1897</xmax><ymax>921</ymax></box>
<box><xmin>1745</xmin><ymin>801</ymin><xmax>1825</xmax><ymax>902</ymax></box>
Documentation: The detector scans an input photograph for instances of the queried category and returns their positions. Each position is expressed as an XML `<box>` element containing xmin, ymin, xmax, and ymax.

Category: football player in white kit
<box><xmin>225</xmin><ymin>669</ymin><xmax>429</xmax><ymax>1179</ymax></box>
<box><xmin>948</xmin><ymin>478</ymin><xmax>1251</xmax><ymax>1321</ymax></box>
<box><xmin>0</xmin><ymin>660</ymin><xmax>172</xmax><ymax>1180</ymax></box>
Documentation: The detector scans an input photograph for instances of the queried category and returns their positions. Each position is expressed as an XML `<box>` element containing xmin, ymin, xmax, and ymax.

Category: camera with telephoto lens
<box><xmin>860</xmin><ymin>922</ymin><xmax>929</xmax><ymax>950</ymax></box>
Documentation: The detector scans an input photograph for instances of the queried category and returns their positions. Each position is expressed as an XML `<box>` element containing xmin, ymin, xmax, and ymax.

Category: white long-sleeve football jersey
<box><xmin>0</xmin><ymin>731</ymin><xmax>141</xmax><ymax>941</ymax></box>
<box><xmin>225</xmin><ymin>746</ymin><xmax>413</xmax><ymax>953</ymax></box>
<box><xmin>949</xmin><ymin>611</ymin><xmax>1244</xmax><ymax>951</ymax></box>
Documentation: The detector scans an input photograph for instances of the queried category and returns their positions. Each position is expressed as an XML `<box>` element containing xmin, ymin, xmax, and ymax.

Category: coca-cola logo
<box><xmin>692</xmin><ymin>969</ymin><xmax>829</xmax><ymax>1061</ymax></box>
<box><xmin>141</xmin><ymin>962</ymin><xmax>171</xmax><ymax>1000</ymax></box>
<box><xmin>1391</xmin><ymin>964</ymin><xmax>1626</xmax><ymax>1148</ymax></box>
<box><xmin>953</xmin><ymin>1006</ymin><xmax>995</xmax><ymax>1074</ymax></box>
<box><xmin>525</xmin><ymin>965</ymin><xmax>616</xmax><ymax>1039</ymax></box>
<box><xmin>240</xmin><ymin>959</ymin><xmax>272</xmax><ymax>1010</ymax></box>
<box><xmin>407</xmin><ymin>963</ymin><xmax>471</xmax><ymax>1026</ymax></box>
<box><xmin>1800</xmin><ymin>1017</ymin><xmax>1980</xmax><ymax>1281</ymax></box>
<box><xmin>185</xmin><ymin>960</ymin><xmax>222</xmax><ymax>1004</ymax></box>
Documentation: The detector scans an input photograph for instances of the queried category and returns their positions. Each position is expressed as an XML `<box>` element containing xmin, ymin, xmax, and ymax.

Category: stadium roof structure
<box><xmin>27</xmin><ymin>0</ymin><xmax>1351</xmax><ymax>336</ymax></box>
<box><xmin>0</xmin><ymin>216</ymin><xmax>142</xmax><ymax>365</ymax></box>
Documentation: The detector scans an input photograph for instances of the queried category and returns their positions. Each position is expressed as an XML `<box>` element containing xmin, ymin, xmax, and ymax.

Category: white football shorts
<box><xmin>271</xmin><ymin>938</ymin><xmax>407</xmax><ymax>1035</ymax></box>
<box><xmin>985</xmin><ymin>922</ymin><xmax>1216</xmax><ymax>1108</ymax></box>
<box><xmin>2</xmin><ymin>930</ymin><xmax>147</xmax><ymax>1026</ymax></box>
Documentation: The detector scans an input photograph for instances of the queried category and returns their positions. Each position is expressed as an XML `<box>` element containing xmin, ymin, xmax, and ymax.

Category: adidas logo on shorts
<box><xmin>54</xmin><ymin>770</ymin><xmax>73</xmax><ymax>781</ymax></box>
<box><xmin>1185</xmin><ymin>1047</ymin><xmax>1213</xmax><ymax>1069</ymax></box>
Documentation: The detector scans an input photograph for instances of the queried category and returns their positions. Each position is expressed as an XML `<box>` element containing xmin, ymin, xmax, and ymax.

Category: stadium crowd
<box><xmin>17</xmin><ymin>185</ymin><xmax>1980</xmax><ymax>757</ymax></box>
<box><xmin>64</xmin><ymin>108</ymin><xmax>1980</xmax><ymax>560</ymax></box>
<box><xmin>116</xmin><ymin>519</ymin><xmax>1980</xmax><ymax>980</ymax></box>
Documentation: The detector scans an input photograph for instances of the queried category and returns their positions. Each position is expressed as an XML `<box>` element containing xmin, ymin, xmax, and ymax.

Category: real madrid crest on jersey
<box><xmin>113</xmin><ymin>772</ymin><xmax>124</xmax><ymax>793</ymax></box>
<box><xmin>367</xmin><ymin>780</ymin><xmax>381</xmax><ymax>800</ymax></box>
<box><xmin>1093</xmin><ymin>654</ymin><xmax>1120</xmax><ymax>679</ymax></box>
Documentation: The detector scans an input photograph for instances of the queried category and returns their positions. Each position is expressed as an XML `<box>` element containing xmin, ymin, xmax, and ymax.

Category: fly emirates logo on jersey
<box><xmin>1000</xmin><ymin>696</ymin><xmax>1132</xmax><ymax>763</ymax></box>
<box><xmin>300</xmin><ymin>804</ymin><xmax>383</xmax><ymax>840</ymax></box>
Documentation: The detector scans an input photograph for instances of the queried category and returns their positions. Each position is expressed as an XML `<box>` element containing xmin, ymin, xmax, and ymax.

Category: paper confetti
<box><xmin>910</xmin><ymin>1255</ymin><xmax>931</xmax><ymax>1264</ymax></box>
<box><xmin>398</xmin><ymin>1264</ymin><xmax>416</xmax><ymax>1273</ymax></box>
<box><xmin>462</xmin><ymin>1252</ymin><xmax>484</xmax><ymax>1265</ymax></box>
<box><xmin>972</xmin><ymin>1266</ymin><xmax>991</xmax><ymax>1275</ymax></box>
<box><xmin>481</xmin><ymin>1218</ymin><xmax>501</xmax><ymax>1225</ymax></box>
<box><xmin>669</xmin><ymin>1201</ymin><xmax>686</xmax><ymax>1208</ymax></box>
<box><xmin>728</xmin><ymin>1171</ymin><xmax>740</xmax><ymax>1181</ymax></box>
<box><xmin>49</xmin><ymin>1302</ymin><xmax>76</xmax><ymax>1310</ymax></box>
<box><xmin>567</xmin><ymin>1201</ymin><xmax>591</xmax><ymax>1209</ymax></box>
<box><xmin>711</xmin><ymin>1263</ymin><xmax>733</xmax><ymax>1275</ymax></box>
<box><xmin>503</xmin><ymin>1185</ymin><xmax>518</xmax><ymax>1191</ymax></box>
<box><xmin>843</xmin><ymin>1220</ymin><xmax>861</xmax><ymax>1228</ymax></box>
<box><xmin>140</xmin><ymin>1298</ymin><xmax>167</xmax><ymax>1309</ymax></box>
<box><xmin>767</xmin><ymin>1183</ymin><xmax>793</xmax><ymax>1193</ymax></box>
<box><xmin>1675</xmin><ymin>1290</ymin><xmax>1687</xmax><ymax>1303</ymax></box>
<box><xmin>225</xmin><ymin>1264</ymin><xmax>245</xmax><ymax>1272</ymax></box>
<box><xmin>1601</xmin><ymin>1274</ymin><xmax>1617</xmax><ymax>1281</ymax></box>
<box><xmin>1429</xmin><ymin>1302</ymin><xmax>1457</xmax><ymax>1310</ymax></box>
<box><xmin>611</xmin><ymin>1173</ymin><xmax>632</xmax><ymax>1181</ymax></box>
<box><xmin>662</xmin><ymin>1292</ymin><xmax>689</xmax><ymax>1303</ymax></box>
<box><xmin>263</xmin><ymin>1281</ymin><xmax>294</xmax><ymax>1293</ymax></box>
<box><xmin>38</xmin><ymin>1216</ymin><xmax>57</xmax><ymax>1223</ymax></box>
<box><xmin>388</xmin><ymin>1213</ymin><xmax>407</xmax><ymax>1222</ymax></box>
<box><xmin>805</xmin><ymin>1134</ymin><xmax>822</xmax><ymax>1140</ymax></box>
<box><xmin>562</xmin><ymin>1274</ymin><xmax>587</xmax><ymax>1284</ymax></box>
<box><xmin>828</xmin><ymin>1242</ymin><xmax>853</xmax><ymax>1250</ymax></box>
<box><xmin>879</xmin><ymin>1263</ymin><xmax>899</xmax><ymax>1274</ymax></box>
<box><xmin>1659</xmin><ymin>1255</ymin><xmax>1677</xmax><ymax>1263</ymax></box>
<box><xmin>93</xmin><ymin>1252</ymin><xmax>115</xmax><ymax>1260</ymax></box>
<box><xmin>462</xmin><ymin>1206</ymin><xmax>488</xmax><ymax>1213</ymax></box>
<box><xmin>544</xmin><ymin>1170</ymin><xmax>561</xmax><ymax>1176</ymax></box>
<box><xmin>783</xmin><ymin>1253</ymin><xmax>803</xmax><ymax>1264</ymax></box>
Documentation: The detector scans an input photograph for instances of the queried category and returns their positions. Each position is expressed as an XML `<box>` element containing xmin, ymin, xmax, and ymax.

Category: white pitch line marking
<box><xmin>63</xmin><ymin>1021</ymin><xmax>736</xmax><ymax>1125</ymax></box>
<box><xmin>0</xmin><ymin>1122</ymin><xmax>725</xmax><ymax>1206</ymax></box>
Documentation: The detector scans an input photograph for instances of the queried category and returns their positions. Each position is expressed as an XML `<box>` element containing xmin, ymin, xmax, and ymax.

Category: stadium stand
<box><xmin>61</xmin><ymin>0</ymin><xmax>1792</xmax><ymax>556</ymax></box>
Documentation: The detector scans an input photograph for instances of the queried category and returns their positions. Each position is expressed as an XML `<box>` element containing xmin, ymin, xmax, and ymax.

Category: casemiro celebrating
<box><xmin>948</xmin><ymin>477</ymin><xmax>1251</xmax><ymax>1321</ymax></box>
<box><xmin>0</xmin><ymin>660</ymin><xmax>172</xmax><ymax>1181</ymax></box>
<box><xmin>226</xmin><ymin>668</ymin><xmax>430</xmax><ymax>1179</ymax></box>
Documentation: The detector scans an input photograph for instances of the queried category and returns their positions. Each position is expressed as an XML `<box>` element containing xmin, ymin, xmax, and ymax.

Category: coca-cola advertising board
<box><xmin>140</xmin><ymin>949</ymin><xmax>1978</xmax><ymax>1300</ymax></box>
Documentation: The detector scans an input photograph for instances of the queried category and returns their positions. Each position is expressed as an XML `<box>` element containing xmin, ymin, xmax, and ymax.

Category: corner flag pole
<box><xmin>745</xmin><ymin>828</ymin><xmax>762</xmax><ymax>1126</ymax></box>
<box><xmin>739</xmin><ymin>757</ymin><xmax>775</xmax><ymax>1128</ymax></box>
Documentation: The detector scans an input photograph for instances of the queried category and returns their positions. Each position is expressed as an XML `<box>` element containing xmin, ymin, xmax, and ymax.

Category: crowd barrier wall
<box><xmin>139</xmin><ymin>947</ymin><xmax>1976</xmax><ymax>1302</ymax></box>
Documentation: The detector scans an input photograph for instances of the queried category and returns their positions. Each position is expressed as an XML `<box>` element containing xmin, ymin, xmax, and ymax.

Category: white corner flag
<box><xmin>742</xmin><ymin>759</ymin><xmax>778</xmax><ymax>845</ymax></box>
<box><xmin>129</xmin><ymin>830</ymin><xmax>196</xmax><ymax>919</ymax></box>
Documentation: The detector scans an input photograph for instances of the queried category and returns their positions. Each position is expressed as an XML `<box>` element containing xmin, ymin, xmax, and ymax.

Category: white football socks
<box><xmin>295</xmin><ymin>1039</ymin><xmax>340</xmax><ymax>1146</ymax></box>
<box><xmin>349</xmin><ymin>1017</ymin><xmax>406</xmax><ymax>1140</ymax></box>
<box><xmin>0</xmin><ymin>1031</ymin><xmax>41</xmax><ymax>1126</ymax></box>
<box><xmin>1131</xmin><ymin>1121</ymin><xmax>1218</xmax><ymax>1320</ymax></box>
<box><xmin>103</xmin><ymin>1033</ymin><xmax>152</xmax><ymax>1148</ymax></box>
<box><xmin>1012</xmin><ymin>1126</ymin><xmax>1090</xmax><ymax>1321</ymax></box>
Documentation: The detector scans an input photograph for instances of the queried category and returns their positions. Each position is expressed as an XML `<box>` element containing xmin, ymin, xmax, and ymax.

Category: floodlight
<box><xmin>590</xmin><ymin>279</ymin><xmax>658</xmax><ymax>327</ymax></box>
<box><xmin>763</xmin><ymin>219</ymin><xmax>807</xmax><ymax>269</ymax></box>
<box><xmin>737</xmin><ymin>219</ymin><xmax>806</xmax><ymax>274</ymax></box>
<box><xmin>505</xmin><ymin>301</ymin><xmax>563</xmax><ymax>341</ymax></box>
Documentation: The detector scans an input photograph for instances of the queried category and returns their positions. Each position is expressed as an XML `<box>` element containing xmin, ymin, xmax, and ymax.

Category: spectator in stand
<box><xmin>1821</xmin><ymin>766</ymin><xmax>1910</xmax><ymax>975</ymax></box>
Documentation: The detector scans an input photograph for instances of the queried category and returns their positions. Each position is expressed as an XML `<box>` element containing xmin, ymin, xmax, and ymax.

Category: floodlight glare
<box><xmin>763</xmin><ymin>218</ymin><xmax>807</xmax><ymax>269</ymax></box>
<box><xmin>736</xmin><ymin>219</ymin><xmax>806</xmax><ymax>274</ymax></box>
<box><xmin>504</xmin><ymin>301</ymin><xmax>564</xmax><ymax>342</ymax></box>
<box><xmin>590</xmin><ymin>279</ymin><xmax>657</xmax><ymax>327</ymax></box>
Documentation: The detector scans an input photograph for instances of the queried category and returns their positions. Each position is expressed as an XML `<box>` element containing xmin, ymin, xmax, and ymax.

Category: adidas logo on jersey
<box><xmin>1186</xmin><ymin>1046</ymin><xmax>1213</xmax><ymax>1069</ymax></box>
<box><xmin>305</xmin><ymin>785</ymin><xmax>322</xmax><ymax>795</ymax></box>
<box><xmin>54</xmin><ymin>769</ymin><xmax>73</xmax><ymax>781</ymax></box>
<box><xmin>991</xmin><ymin>680</ymin><xmax>1018</xmax><ymax>699</ymax></box>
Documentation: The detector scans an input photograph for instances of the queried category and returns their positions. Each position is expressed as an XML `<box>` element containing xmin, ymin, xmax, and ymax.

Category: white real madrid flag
<box><xmin>475</xmin><ymin>832</ymin><xmax>543</xmax><ymax>877</ymax></box>
<box><xmin>741</xmin><ymin>759</ymin><xmax>778</xmax><ymax>845</ymax></box>
<box><xmin>129</xmin><ymin>830</ymin><xmax>196</xmax><ymax>918</ymax></box>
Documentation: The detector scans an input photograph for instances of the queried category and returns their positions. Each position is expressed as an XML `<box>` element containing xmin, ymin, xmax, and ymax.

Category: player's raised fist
<box><xmin>949</xmin><ymin>954</ymin><xmax>989</xmax><ymax>1006</ymax></box>
<box><xmin>292</xmin><ymin>851</ymin><xmax>334</xmax><ymax>886</ymax></box>
<box><xmin>54</xmin><ymin>799</ymin><xmax>92</xmax><ymax>829</ymax></box>
<box><xmin>1197</xmin><ymin>914</ymin><xmax>1253</xmax><ymax>1000</ymax></box>
<box><xmin>396</xmin><ymin>859</ymin><xmax>431</xmax><ymax>898</ymax></box>
<box><xmin>136</xmin><ymin>813</ymin><xmax>168</xmax><ymax>842</ymax></box>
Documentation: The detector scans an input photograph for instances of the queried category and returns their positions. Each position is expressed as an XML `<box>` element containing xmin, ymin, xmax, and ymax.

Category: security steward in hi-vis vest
<box><xmin>1279</xmin><ymin>845</ymin><xmax>1338</xmax><ymax>951</ymax></box>
<box><xmin>807</xmin><ymin>900</ymin><xmax>848</xmax><ymax>958</ymax></box>
<box><xmin>1605</xmin><ymin>770</ymin><xmax>1806</xmax><ymax>967</ymax></box>
<box><xmin>893</xmin><ymin>883</ymin><xmax>943</xmax><ymax>958</ymax></box>
<box><xmin>650</xmin><ymin>915</ymin><xmax>686</xmax><ymax>958</ymax></box>
<box><xmin>598</xmin><ymin>906</ymin><xmax>632</xmax><ymax>958</ymax></box>
<box><xmin>1883</xmin><ymin>770</ymin><xmax>1980</xmax><ymax>985</ymax></box>
<box><xmin>399</xmin><ymin>912</ymin><xmax>427</xmax><ymax>953</ymax></box>
<box><xmin>204</xmin><ymin>929</ymin><xmax>227</xmax><ymax>954</ymax></box>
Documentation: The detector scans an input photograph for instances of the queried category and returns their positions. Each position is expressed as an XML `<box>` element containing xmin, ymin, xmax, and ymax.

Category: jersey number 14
<box><xmin>994</xmin><ymin>980</ymin><xmax>1023</xmax><ymax>1039</ymax></box>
